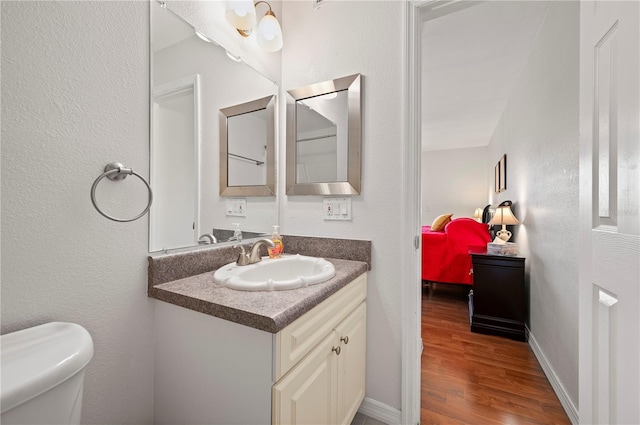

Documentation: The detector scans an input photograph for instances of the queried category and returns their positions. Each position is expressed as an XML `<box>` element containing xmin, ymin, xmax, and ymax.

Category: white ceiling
<box><xmin>421</xmin><ymin>1</ymin><xmax>550</xmax><ymax>152</ymax></box>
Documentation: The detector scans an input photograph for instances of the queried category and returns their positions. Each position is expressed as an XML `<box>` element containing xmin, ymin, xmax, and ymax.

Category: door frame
<box><xmin>401</xmin><ymin>2</ymin><xmax>424</xmax><ymax>424</ymax></box>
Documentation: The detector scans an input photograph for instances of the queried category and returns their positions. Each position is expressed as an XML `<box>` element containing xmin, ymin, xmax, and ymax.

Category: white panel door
<box><xmin>579</xmin><ymin>2</ymin><xmax>640</xmax><ymax>424</ymax></box>
<box><xmin>150</xmin><ymin>76</ymin><xmax>200</xmax><ymax>252</ymax></box>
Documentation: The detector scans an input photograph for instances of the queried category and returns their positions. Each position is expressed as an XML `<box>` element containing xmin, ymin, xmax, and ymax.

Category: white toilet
<box><xmin>1</xmin><ymin>322</ymin><xmax>94</xmax><ymax>425</ymax></box>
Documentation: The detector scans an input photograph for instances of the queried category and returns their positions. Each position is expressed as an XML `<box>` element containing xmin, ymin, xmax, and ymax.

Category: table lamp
<box><xmin>473</xmin><ymin>208</ymin><xmax>483</xmax><ymax>222</ymax></box>
<box><xmin>488</xmin><ymin>205</ymin><xmax>520</xmax><ymax>241</ymax></box>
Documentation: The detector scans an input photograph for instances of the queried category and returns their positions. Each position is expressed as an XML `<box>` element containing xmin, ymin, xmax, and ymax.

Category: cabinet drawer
<box><xmin>275</xmin><ymin>273</ymin><xmax>367</xmax><ymax>380</ymax></box>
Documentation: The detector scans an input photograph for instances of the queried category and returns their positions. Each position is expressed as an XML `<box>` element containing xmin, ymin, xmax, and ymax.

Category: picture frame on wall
<box><xmin>494</xmin><ymin>154</ymin><xmax>507</xmax><ymax>193</ymax></box>
<box><xmin>499</xmin><ymin>154</ymin><xmax>507</xmax><ymax>192</ymax></box>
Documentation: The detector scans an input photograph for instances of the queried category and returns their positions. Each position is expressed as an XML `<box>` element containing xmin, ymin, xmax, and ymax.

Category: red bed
<box><xmin>421</xmin><ymin>217</ymin><xmax>491</xmax><ymax>285</ymax></box>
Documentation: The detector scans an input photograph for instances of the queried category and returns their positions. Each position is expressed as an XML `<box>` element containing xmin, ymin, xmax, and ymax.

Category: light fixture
<box><xmin>488</xmin><ymin>205</ymin><xmax>520</xmax><ymax>242</ymax></box>
<box><xmin>473</xmin><ymin>208</ymin><xmax>483</xmax><ymax>222</ymax></box>
<box><xmin>225</xmin><ymin>0</ymin><xmax>256</xmax><ymax>31</ymax></box>
<box><xmin>225</xmin><ymin>1</ymin><xmax>283</xmax><ymax>52</ymax></box>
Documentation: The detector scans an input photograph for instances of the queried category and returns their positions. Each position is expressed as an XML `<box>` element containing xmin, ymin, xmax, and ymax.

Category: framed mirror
<box><xmin>286</xmin><ymin>73</ymin><xmax>362</xmax><ymax>195</ymax></box>
<box><xmin>220</xmin><ymin>95</ymin><xmax>276</xmax><ymax>196</ymax></box>
<box><xmin>150</xmin><ymin>1</ymin><xmax>278</xmax><ymax>252</ymax></box>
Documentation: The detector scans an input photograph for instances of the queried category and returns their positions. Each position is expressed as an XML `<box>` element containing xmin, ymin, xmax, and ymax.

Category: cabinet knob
<box><xmin>340</xmin><ymin>336</ymin><xmax>349</xmax><ymax>345</ymax></box>
<box><xmin>332</xmin><ymin>346</ymin><xmax>341</xmax><ymax>355</ymax></box>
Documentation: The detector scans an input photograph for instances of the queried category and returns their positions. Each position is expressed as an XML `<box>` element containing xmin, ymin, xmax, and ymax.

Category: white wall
<box><xmin>422</xmin><ymin>146</ymin><xmax>488</xmax><ymax>224</ymax></box>
<box><xmin>281</xmin><ymin>1</ymin><xmax>404</xmax><ymax>411</ymax></box>
<box><xmin>1</xmin><ymin>2</ymin><xmax>154</xmax><ymax>423</ymax></box>
<box><xmin>487</xmin><ymin>1</ymin><xmax>580</xmax><ymax>406</ymax></box>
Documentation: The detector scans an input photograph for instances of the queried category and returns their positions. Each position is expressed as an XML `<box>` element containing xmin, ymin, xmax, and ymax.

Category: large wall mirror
<box><xmin>286</xmin><ymin>74</ymin><xmax>361</xmax><ymax>195</ymax></box>
<box><xmin>150</xmin><ymin>1</ymin><xmax>278</xmax><ymax>252</ymax></box>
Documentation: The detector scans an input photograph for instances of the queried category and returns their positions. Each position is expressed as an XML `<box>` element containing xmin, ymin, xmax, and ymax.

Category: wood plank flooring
<box><xmin>421</xmin><ymin>283</ymin><xmax>571</xmax><ymax>425</ymax></box>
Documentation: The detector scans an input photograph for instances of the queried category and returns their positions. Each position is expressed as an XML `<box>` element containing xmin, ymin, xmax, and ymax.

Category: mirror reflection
<box><xmin>228</xmin><ymin>109</ymin><xmax>267</xmax><ymax>187</ymax></box>
<box><xmin>286</xmin><ymin>74</ymin><xmax>361</xmax><ymax>195</ymax></box>
<box><xmin>150</xmin><ymin>1</ymin><xmax>278</xmax><ymax>252</ymax></box>
<box><xmin>296</xmin><ymin>90</ymin><xmax>348</xmax><ymax>184</ymax></box>
<box><xmin>220</xmin><ymin>95</ymin><xmax>276</xmax><ymax>195</ymax></box>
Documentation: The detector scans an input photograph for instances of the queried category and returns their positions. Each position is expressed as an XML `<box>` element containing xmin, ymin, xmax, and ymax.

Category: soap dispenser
<box><xmin>232</xmin><ymin>223</ymin><xmax>242</xmax><ymax>242</ymax></box>
<box><xmin>268</xmin><ymin>225</ymin><xmax>283</xmax><ymax>259</ymax></box>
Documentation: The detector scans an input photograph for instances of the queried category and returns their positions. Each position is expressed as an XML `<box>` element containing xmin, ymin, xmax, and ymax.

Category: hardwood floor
<box><xmin>421</xmin><ymin>283</ymin><xmax>570</xmax><ymax>425</ymax></box>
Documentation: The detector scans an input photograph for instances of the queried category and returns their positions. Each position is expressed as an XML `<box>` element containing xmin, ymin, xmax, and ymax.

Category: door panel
<box><xmin>273</xmin><ymin>332</ymin><xmax>338</xmax><ymax>425</ymax></box>
<box><xmin>579</xmin><ymin>2</ymin><xmax>640</xmax><ymax>424</ymax></box>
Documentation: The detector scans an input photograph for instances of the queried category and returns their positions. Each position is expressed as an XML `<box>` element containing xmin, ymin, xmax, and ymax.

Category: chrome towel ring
<box><xmin>90</xmin><ymin>162</ymin><xmax>153</xmax><ymax>223</ymax></box>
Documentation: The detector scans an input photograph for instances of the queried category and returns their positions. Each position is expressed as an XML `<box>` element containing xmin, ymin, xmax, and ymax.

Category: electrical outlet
<box><xmin>225</xmin><ymin>198</ymin><xmax>247</xmax><ymax>217</ymax></box>
<box><xmin>323</xmin><ymin>197</ymin><xmax>351</xmax><ymax>221</ymax></box>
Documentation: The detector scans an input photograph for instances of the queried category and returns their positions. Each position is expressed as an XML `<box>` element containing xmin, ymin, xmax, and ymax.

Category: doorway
<box><xmin>409</xmin><ymin>2</ymin><xmax>584</xmax><ymax>422</ymax></box>
<box><xmin>150</xmin><ymin>76</ymin><xmax>201</xmax><ymax>252</ymax></box>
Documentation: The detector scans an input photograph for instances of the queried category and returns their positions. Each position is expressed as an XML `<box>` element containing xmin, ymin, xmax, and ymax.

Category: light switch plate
<box><xmin>226</xmin><ymin>198</ymin><xmax>247</xmax><ymax>217</ymax></box>
<box><xmin>323</xmin><ymin>197</ymin><xmax>351</xmax><ymax>221</ymax></box>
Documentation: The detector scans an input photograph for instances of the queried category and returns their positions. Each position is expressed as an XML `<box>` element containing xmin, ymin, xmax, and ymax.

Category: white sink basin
<box><xmin>213</xmin><ymin>254</ymin><xmax>336</xmax><ymax>291</ymax></box>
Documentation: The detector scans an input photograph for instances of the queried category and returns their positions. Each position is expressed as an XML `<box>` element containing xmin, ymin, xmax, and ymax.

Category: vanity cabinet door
<box><xmin>273</xmin><ymin>302</ymin><xmax>367</xmax><ymax>425</ymax></box>
<box><xmin>273</xmin><ymin>274</ymin><xmax>368</xmax><ymax>425</ymax></box>
<box><xmin>336</xmin><ymin>302</ymin><xmax>366</xmax><ymax>425</ymax></box>
<box><xmin>272</xmin><ymin>332</ymin><xmax>339</xmax><ymax>425</ymax></box>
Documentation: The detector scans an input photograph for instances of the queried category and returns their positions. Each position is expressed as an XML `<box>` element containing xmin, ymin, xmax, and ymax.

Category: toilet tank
<box><xmin>1</xmin><ymin>322</ymin><xmax>94</xmax><ymax>425</ymax></box>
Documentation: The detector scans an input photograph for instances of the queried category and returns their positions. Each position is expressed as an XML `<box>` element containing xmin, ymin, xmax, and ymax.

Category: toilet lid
<box><xmin>1</xmin><ymin>322</ymin><xmax>94</xmax><ymax>413</ymax></box>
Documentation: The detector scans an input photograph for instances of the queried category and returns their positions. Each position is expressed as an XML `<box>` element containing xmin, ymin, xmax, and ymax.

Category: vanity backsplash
<box><xmin>148</xmin><ymin>235</ymin><xmax>372</xmax><ymax>292</ymax></box>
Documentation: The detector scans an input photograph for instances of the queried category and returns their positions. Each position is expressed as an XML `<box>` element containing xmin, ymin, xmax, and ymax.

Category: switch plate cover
<box><xmin>323</xmin><ymin>197</ymin><xmax>351</xmax><ymax>221</ymax></box>
<box><xmin>226</xmin><ymin>198</ymin><xmax>247</xmax><ymax>217</ymax></box>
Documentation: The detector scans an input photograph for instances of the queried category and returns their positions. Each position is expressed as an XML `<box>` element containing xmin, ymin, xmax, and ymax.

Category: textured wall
<box><xmin>1</xmin><ymin>2</ymin><xmax>154</xmax><ymax>423</ymax></box>
<box><xmin>487</xmin><ymin>1</ymin><xmax>580</xmax><ymax>406</ymax></box>
<box><xmin>422</xmin><ymin>147</ymin><xmax>489</xmax><ymax>224</ymax></box>
<box><xmin>280</xmin><ymin>1</ymin><xmax>404</xmax><ymax>410</ymax></box>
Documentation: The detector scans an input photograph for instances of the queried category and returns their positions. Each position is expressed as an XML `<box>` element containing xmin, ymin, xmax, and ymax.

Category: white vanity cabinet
<box><xmin>272</xmin><ymin>302</ymin><xmax>366</xmax><ymax>424</ymax></box>
<box><xmin>273</xmin><ymin>281</ymin><xmax>366</xmax><ymax>425</ymax></box>
<box><xmin>153</xmin><ymin>272</ymin><xmax>367</xmax><ymax>425</ymax></box>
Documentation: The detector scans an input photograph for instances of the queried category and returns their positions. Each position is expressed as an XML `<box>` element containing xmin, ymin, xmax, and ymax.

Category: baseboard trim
<box><xmin>358</xmin><ymin>397</ymin><xmax>402</xmax><ymax>424</ymax></box>
<box><xmin>528</xmin><ymin>329</ymin><xmax>579</xmax><ymax>425</ymax></box>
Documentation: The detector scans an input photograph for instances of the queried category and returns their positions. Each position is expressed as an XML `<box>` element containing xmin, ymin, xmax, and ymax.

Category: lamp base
<box><xmin>496</xmin><ymin>229</ymin><xmax>512</xmax><ymax>242</ymax></box>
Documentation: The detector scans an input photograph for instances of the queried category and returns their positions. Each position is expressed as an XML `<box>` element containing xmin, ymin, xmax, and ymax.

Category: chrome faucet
<box><xmin>235</xmin><ymin>238</ymin><xmax>275</xmax><ymax>266</ymax></box>
<box><xmin>198</xmin><ymin>234</ymin><xmax>217</xmax><ymax>245</ymax></box>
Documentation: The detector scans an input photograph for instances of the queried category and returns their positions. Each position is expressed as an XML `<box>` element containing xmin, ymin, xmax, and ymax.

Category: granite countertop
<box><xmin>149</xmin><ymin>257</ymin><xmax>368</xmax><ymax>334</ymax></box>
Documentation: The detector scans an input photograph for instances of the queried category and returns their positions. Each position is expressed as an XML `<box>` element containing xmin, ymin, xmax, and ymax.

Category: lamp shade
<box><xmin>473</xmin><ymin>208</ymin><xmax>483</xmax><ymax>220</ymax></box>
<box><xmin>225</xmin><ymin>0</ymin><xmax>256</xmax><ymax>31</ymax></box>
<box><xmin>488</xmin><ymin>205</ymin><xmax>520</xmax><ymax>226</ymax></box>
<box><xmin>256</xmin><ymin>12</ymin><xmax>283</xmax><ymax>52</ymax></box>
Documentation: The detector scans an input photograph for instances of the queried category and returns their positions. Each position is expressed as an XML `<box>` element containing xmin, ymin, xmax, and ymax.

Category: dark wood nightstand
<box><xmin>470</xmin><ymin>252</ymin><xmax>527</xmax><ymax>341</ymax></box>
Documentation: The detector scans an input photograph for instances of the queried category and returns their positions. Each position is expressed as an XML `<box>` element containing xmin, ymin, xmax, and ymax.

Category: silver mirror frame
<box><xmin>220</xmin><ymin>95</ymin><xmax>276</xmax><ymax>197</ymax></box>
<box><xmin>286</xmin><ymin>73</ymin><xmax>361</xmax><ymax>195</ymax></box>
